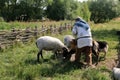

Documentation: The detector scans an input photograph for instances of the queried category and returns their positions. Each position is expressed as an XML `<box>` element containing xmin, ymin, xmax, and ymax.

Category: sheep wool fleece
<box><xmin>36</xmin><ymin>36</ymin><xmax>65</xmax><ymax>51</ymax></box>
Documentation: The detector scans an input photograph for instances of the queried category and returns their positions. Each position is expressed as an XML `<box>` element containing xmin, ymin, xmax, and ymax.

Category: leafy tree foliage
<box><xmin>0</xmin><ymin>0</ymin><xmax>120</xmax><ymax>22</ymax></box>
<box><xmin>89</xmin><ymin>0</ymin><xmax>120</xmax><ymax>23</ymax></box>
<box><xmin>78</xmin><ymin>2</ymin><xmax>91</xmax><ymax>21</ymax></box>
<box><xmin>0</xmin><ymin>0</ymin><xmax>46</xmax><ymax>21</ymax></box>
<box><xmin>46</xmin><ymin>0</ymin><xmax>66</xmax><ymax>20</ymax></box>
<box><xmin>46</xmin><ymin>0</ymin><xmax>91</xmax><ymax>21</ymax></box>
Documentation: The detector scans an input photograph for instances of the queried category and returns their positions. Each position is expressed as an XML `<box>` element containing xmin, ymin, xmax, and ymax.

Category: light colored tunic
<box><xmin>72</xmin><ymin>21</ymin><xmax>92</xmax><ymax>48</ymax></box>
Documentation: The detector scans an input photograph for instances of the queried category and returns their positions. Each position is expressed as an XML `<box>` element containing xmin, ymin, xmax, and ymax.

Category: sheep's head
<box><xmin>62</xmin><ymin>47</ymin><xmax>71</xmax><ymax>60</ymax></box>
<box><xmin>69</xmin><ymin>39</ymin><xmax>77</xmax><ymax>49</ymax></box>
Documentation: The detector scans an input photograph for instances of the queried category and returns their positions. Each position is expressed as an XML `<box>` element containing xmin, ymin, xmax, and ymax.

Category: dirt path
<box><xmin>97</xmin><ymin>57</ymin><xmax>117</xmax><ymax>70</ymax></box>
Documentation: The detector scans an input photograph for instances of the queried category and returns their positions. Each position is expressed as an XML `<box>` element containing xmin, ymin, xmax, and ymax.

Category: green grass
<box><xmin>0</xmin><ymin>20</ymin><xmax>72</xmax><ymax>30</ymax></box>
<box><xmin>0</xmin><ymin>20</ymin><xmax>120</xmax><ymax>80</ymax></box>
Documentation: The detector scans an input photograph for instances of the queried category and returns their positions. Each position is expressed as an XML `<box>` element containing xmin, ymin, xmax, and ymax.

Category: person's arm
<box><xmin>72</xmin><ymin>25</ymin><xmax>77</xmax><ymax>36</ymax></box>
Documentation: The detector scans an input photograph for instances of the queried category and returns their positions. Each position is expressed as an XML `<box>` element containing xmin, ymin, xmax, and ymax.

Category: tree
<box><xmin>46</xmin><ymin>0</ymin><xmax>91</xmax><ymax>21</ymax></box>
<box><xmin>79</xmin><ymin>2</ymin><xmax>91</xmax><ymax>21</ymax></box>
<box><xmin>89</xmin><ymin>0</ymin><xmax>120</xmax><ymax>23</ymax></box>
<box><xmin>46</xmin><ymin>0</ymin><xmax>67</xmax><ymax>20</ymax></box>
<box><xmin>0</xmin><ymin>0</ymin><xmax>47</xmax><ymax>21</ymax></box>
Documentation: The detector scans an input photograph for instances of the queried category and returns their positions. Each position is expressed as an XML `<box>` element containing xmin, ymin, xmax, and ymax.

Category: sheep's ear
<box><xmin>72</xmin><ymin>39</ymin><xmax>77</xmax><ymax>45</ymax></box>
<box><xmin>62</xmin><ymin>47</ymin><xmax>68</xmax><ymax>52</ymax></box>
<box><xmin>70</xmin><ymin>39</ymin><xmax>75</xmax><ymax>43</ymax></box>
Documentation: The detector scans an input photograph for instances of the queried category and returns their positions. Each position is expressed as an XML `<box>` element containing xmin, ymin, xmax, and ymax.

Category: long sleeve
<box><xmin>72</xmin><ymin>25</ymin><xmax>77</xmax><ymax>35</ymax></box>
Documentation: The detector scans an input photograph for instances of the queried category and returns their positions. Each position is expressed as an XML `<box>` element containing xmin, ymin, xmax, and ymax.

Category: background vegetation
<box><xmin>0</xmin><ymin>0</ymin><xmax>120</xmax><ymax>23</ymax></box>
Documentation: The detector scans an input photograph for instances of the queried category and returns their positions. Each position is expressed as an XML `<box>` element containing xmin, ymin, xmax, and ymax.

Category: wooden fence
<box><xmin>0</xmin><ymin>22</ymin><xmax>72</xmax><ymax>50</ymax></box>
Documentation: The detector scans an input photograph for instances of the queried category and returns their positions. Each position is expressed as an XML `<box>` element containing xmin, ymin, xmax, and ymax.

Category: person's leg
<box><xmin>75</xmin><ymin>48</ymin><xmax>83</xmax><ymax>62</ymax></box>
<box><xmin>85</xmin><ymin>46</ymin><xmax>92</xmax><ymax>66</ymax></box>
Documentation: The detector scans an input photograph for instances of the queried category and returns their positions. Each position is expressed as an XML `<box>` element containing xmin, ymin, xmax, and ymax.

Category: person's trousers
<box><xmin>75</xmin><ymin>46</ymin><xmax>92</xmax><ymax>65</ymax></box>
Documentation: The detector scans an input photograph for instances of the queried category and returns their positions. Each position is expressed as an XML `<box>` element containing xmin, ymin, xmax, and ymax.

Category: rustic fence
<box><xmin>0</xmin><ymin>22</ymin><xmax>73</xmax><ymax>50</ymax></box>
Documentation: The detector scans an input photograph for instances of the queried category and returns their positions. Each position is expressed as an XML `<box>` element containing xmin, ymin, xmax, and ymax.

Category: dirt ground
<box><xmin>70</xmin><ymin>53</ymin><xmax>118</xmax><ymax>70</ymax></box>
<box><xmin>97</xmin><ymin>58</ymin><xmax>117</xmax><ymax>70</ymax></box>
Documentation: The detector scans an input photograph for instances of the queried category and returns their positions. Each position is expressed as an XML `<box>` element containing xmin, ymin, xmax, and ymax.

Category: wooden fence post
<box><xmin>50</xmin><ymin>25</ymin><xmax>53</xmax><ymax>34</ymax></box>
<box><xmin>59</xmin><ymin>23</ymin><xmax>62</xmax><ymax>34</ymax></box>
<box><xmin>41</xmin><ymin>25</ymin><xmax>45</xmax><ymax>36</ymax></box>
<box><xmin>34</xmin><ymin>26</ymin><xmax>38</xmax><ymax>39</ymax></box>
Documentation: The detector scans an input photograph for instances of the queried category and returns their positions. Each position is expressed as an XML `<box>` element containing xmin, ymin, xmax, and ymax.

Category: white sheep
<box><xmin>36</xmin><ymin>36</ymin><xmax>69</xmax><ymax>62</ymax></box>
<box><xmin>113</xmin><ymin>67</ymin><xmax>120</xmax><ymax>80</ymax></box>
<box><xmin>64</xmin><ymin>35</ymin><xmax>75</xmax><ymax>49</ymax></box>
<box><xmin>63</xmin><ymin>35</ymin><xmax>77</xmax><ymax>61</ymax></box>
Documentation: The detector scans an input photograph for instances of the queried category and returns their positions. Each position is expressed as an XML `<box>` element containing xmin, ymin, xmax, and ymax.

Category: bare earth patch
<box><xmin>70</xmin><ymin>53</ymin><xmax>118</xmax><ymax>70</ymax></box>
<box><xmin>97</xmin><ymin>58</ymin><xmax>117</xmax><ymax>70</ymax></box>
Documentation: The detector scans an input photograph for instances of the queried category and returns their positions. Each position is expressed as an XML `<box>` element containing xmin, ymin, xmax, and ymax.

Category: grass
<box><xmin>0</xmin><ymin>20</ymin><xmax>120</xmax><ymax>80</ymax></box>
<box><xmin>0</xmin><ymin>20</ymin><xmax>72</xmax><ymax>30</ymax></box>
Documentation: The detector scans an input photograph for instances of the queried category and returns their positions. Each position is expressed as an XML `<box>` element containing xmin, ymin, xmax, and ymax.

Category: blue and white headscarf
<box><xmin>74</xmin><ymin>19</ymin><xmax>90</xmax><ymax>30</ymax></box>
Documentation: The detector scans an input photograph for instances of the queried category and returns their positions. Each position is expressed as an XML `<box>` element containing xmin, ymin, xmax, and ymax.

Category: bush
<box><xmin>0</xmin><ymin>17</ymin><xmax>4</xmax><ymax>22</ymax></box>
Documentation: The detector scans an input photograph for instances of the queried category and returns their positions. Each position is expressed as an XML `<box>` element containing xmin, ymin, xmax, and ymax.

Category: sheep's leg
<box><xmin>96</xmin><ymin>52</ymin><xmax>100</xmax><ymax>65</ymax></box>
<box><xmin>103</xmin><ymin>52</ymin><xmax>106</xmax><ymax>60</ymax></box>
<box><xmin>37</xmin><ymin>50</ymin><xmax>43</xmax><ymax>62</ymax></box>
<box><xmin>93</xmin><ymin>52</ymin><xmax>99</xmax><ymax>65</ymax></box>
<box><xmin>93</xmin><ymin>52</ymin><xmax>98</xmax><ymax>62</ymax></box>
<box><xmin>54</xmin><ymin>51</ymin><xmax>58</xmax><ymax>59</ymax></box>
<box><xmin>40</xmin><ymin>50</ymin><xmax>43</xmax><ymax>59</ymax></box>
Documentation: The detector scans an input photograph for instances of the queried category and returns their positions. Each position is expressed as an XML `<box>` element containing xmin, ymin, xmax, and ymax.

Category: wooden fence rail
<box><xmin>0</xmin><ymin>22</ymin><xmax>72</xmax><ymax>50</ymax></box>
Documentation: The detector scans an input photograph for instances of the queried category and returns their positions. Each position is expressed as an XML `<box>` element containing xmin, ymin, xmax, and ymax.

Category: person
<box><xmin>72</xmin><ymin>17</ymin><xmax>93</xmax><ymax>66</ymax></box>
